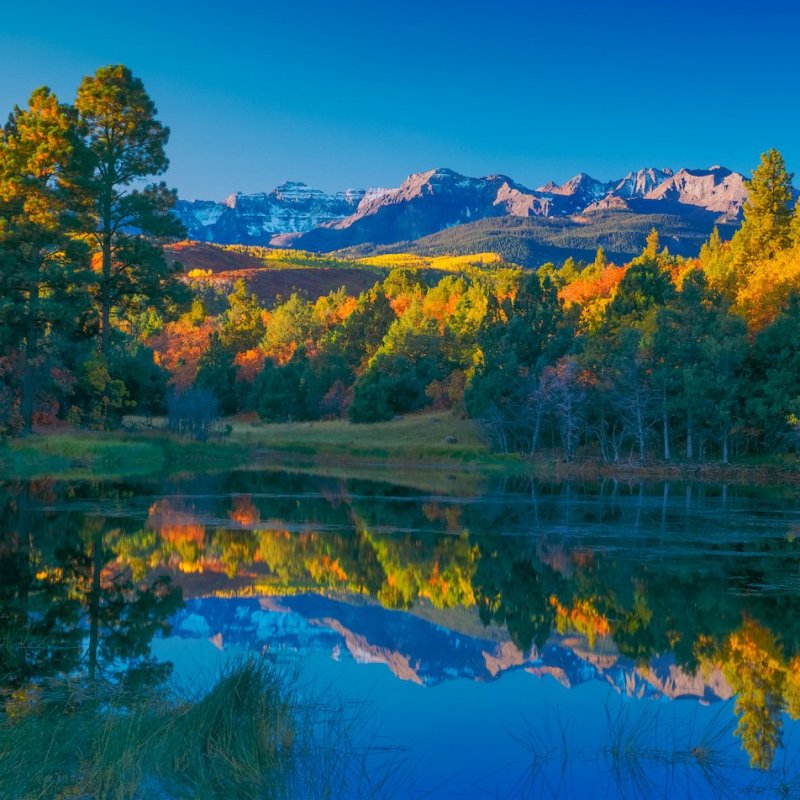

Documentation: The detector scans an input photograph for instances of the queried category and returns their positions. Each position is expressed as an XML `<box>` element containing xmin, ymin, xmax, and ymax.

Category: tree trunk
<box><xmin>20</xmin><ymin>255</ymin><xmax>41</xmax><ymax>434</ymax></box>
<box><xmin>662</xmin><ymin>388</ymin><xmax>670</xmax><ymax>462</ymax></box>
<box><xmin>686</xmin><ymin>414</ymin><xmax>693</xmax><ymax>460</ymax></box>
<box><xmin>529</xmin><ymin>409</ymin><xmax>542</xmax><ymax>457</ymax></box>
<box><xmin>597</xmin><ymin>409</ymin><xmax>609</xmax><ymax>463</ymax></box>
<box><xmin>87</xmin><ymin>529</ymin><xmax>103</xmax><ymax>681</ymax></box>
<box><xmin>636</xmin><ymin>397</ymin><xmax>645</xmax><ymax>462</ymax></box>
<box><xmin>100</xmin><ymin>225</ymin><xmax>112</xmax><ymax>356</ymax></box>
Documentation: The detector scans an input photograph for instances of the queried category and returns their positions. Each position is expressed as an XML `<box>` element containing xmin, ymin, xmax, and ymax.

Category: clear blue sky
<box><xmin>1</xmin><ymin>0</ymin><xmax>797</xmax><ymax>200</ymax></box>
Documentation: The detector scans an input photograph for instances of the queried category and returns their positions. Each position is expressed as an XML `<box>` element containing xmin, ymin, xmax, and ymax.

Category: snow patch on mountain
<box><xmin>612</xmin><ymin>167</ymin><xmax>674</xmax><ymax>198</ymax></box>
<box><xmin>175</xmin><ymin>181</ymin><xmax>365</xmax><ymax>244</ymax></box>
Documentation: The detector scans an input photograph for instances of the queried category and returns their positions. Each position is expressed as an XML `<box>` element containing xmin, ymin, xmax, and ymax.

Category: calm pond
<box><xmin>3</xmin><ymin>469</ymin><xmax>800</xmax><ymax>798</ymax></box>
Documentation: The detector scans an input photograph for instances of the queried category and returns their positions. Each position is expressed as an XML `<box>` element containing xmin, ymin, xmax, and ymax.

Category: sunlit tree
<box><xmin>0</xmin><ymin>88</ymin><xmax>88</xmax><ymax>432</ymax></box>
<box><xmin>75</xmin><ymin>65</ymin><xmax>186</xmax><ymax>357</ymax></box>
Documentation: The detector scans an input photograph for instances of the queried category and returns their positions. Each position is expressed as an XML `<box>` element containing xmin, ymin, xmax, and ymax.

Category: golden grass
<box><xmin>229</xmin><ymin>410</ymin><xmax>489</xmax><ymax>460</ymax></box>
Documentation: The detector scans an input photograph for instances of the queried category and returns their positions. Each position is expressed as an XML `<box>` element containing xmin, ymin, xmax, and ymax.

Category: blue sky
<box><xmin>1</xmin><ymin>0</ymin><xmax>797</xmax><ymax>199</ymax></box>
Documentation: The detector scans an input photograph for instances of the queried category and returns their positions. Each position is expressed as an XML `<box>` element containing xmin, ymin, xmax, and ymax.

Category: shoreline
<box><xmin>1</xmin><ymin>418</ymin><xmax>798</xmax><ymax>489</ymax></box>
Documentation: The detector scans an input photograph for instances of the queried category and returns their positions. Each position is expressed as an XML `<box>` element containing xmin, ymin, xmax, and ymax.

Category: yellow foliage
<box><xmin>721</xmin><ymin>620</ymin><xmax>787</xmax><ymax>770</ymax></box>
<box><xmin>549</xmin><ymin>596</ymin><xmax>610</xmax><ymax>648</ymax></box>
<box><xmin>785</xmin><ymin>656</ymin><xmax>800</xmax><ymax>719</ymax></box>
<box><xmin>358</xmin><ymin>252</ymin><xmax>505</xmax><ymax>271</ymax></box>
<box><xmin>736</xmin><ymin>245</ymin><xmax>800</xmax><ymax>330</ymax></box>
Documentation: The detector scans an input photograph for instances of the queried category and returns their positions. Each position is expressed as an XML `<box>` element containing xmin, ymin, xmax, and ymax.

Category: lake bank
<box><xmin>2</xmin><ymin>412</ymin><xmax>800</xmax><ymax>488</ymax></box>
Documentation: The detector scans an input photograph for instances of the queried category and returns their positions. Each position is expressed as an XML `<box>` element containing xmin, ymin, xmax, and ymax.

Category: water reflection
<box><xmin>2</xmin><ymin>472</ymin><xmax>800</xmax><ymax>774</ymax></box>
<box><xmin>0</xmin><ymin>480</ymin><xmax>182</xmax><ymax>704</ymax></box>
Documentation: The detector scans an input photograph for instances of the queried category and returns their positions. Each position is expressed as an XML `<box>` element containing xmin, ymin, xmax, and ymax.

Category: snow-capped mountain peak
<box><xmin>173</xmin><ymin>162</ymin><xmax>765</xmax><ymax>252</ymax></box>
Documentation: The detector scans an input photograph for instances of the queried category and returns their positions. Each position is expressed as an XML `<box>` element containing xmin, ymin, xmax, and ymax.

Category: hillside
<box><xmin>338</xmin><ymin>212</ymin><xmax>737</xmax><ymax>268</ymax></box>
<box><xmin>164</xmin><ymin>241</ymin><xmax>383</xmax><ymax>304</ymax></box>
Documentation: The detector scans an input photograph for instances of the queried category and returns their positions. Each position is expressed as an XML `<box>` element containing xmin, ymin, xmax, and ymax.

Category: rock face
<box><xmin>536</xmin><ymin>172</ymin><xmax>615</xmax><ymax>213</ymax></box>
<box><xmin>279</xmin><ymin>164</ymin><xmax>751</xmax><ymax>251</ymax></box>
<box><xmin>612</xmin><ymin>167</ymin><xmax>675</xmax><ymax>198</ymax></box>
<box><xmin>642</xmin><ymin>166</ymin><xmax>748</xmax><ymax>219</ymax></box>
<box><xmin>174</xmin><ymin>181</ymin><xmax>365</xmax><ymax>243</ymax></box>
<box><xmin>174</xmin><ymin>163</ymin><xmax>769</xmax><ymax>253</ymax></box>
<box><xmin>275</xmin><ymin>168</ymin><xmax>549</xmax><ymax>251</ymax></box>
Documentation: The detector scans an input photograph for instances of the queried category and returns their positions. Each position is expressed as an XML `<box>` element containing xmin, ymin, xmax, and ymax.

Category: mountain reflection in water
<box><xmin>2</xmin><ymin>470</ymin><xmax>800</xmax><ymax>793</ymax></box>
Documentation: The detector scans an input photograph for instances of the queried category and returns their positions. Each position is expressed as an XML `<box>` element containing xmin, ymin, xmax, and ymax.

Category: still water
<box><xmin>3</xmin><ymin>469</ymin><xmax>800</xmax><ymax>798</ymax></box>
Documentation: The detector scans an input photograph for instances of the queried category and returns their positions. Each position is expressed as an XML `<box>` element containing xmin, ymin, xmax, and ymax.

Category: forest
<box><xmin>3</xmin><ymin>66</ymin><xmax>800</xmax><ymax>467</ymax></box>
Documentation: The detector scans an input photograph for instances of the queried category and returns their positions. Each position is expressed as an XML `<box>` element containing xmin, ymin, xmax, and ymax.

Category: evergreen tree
<box><xmin>75</xmin><ymin>65</ymin><xmax>186</xmax><ymax>357</ymax></box>
<box><xmin>195</xmin><ymin>334</ymin><xmax>239</xmax><ymax>414</ymax></box>
<box><xmin>735</xmin><ymin>148</ymin><xmax>794</xmax><ymax>265</ymax></box>
<box><xmin>593</xmin><ymin>246</ymin><xmax>607</xmax><ymax>271</ymax></box>
<box><xmin>0</xmin><ymin>88</ymin><xmax>88</xmax><ymax>432</ymax></box>
<box><xmin>749</xmin><ymin>295</ymin><xmax>800</xmax><ymax>447</ymax></box>
<box><xmin>604</xmin><ymin>261</ymin><xmax>673</xmax><ymax>329</ymax></box>
<box><xmin>465</xmin><ymin>272</ymin><xmax>570</xmax><ymax>453</ymax></box>
<box><xmin>654</xmin><ymin>270</ymin><xmax>746</xmax><ymax>461</ymax></box>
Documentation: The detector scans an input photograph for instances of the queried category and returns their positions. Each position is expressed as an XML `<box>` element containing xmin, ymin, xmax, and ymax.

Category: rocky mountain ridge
<box><xmin>174</xmin><ymin>164</ymin><xmax>757</xmax><ymax>256</ymax></box>
<box><xmin>175</xmin><ymin>181</ymin><xmax>365</xmax><ymax>243</ymax></box>
<box><xmin>171</xmin><ymin>594</ymin><xmax>731</xmax><ymax>702</ymax></box>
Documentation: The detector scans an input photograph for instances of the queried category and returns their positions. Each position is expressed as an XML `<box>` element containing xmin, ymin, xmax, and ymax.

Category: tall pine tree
<box><xmin>735</xmin><ymin>148</ymin><xmax>794</xmax><ymax>265</ymax></box>
<box><xmin>75</xmin><ymin>65</ymin><xmax>185</xmax><ymax>357</ymax></box>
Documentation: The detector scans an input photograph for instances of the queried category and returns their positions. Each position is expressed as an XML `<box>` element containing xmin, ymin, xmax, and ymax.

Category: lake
<box><xmin>2</xmin><ymin>468</ymin><xmax>800</xmax><ymax>798</ymax></box>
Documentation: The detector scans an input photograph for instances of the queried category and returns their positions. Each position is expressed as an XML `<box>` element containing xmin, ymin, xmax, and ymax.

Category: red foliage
<box><xmin>559</xmin><ymin>265</ymin><xmax>629</xmax><ymax>308</ymax></box>
<box><xmin>150</xmin><ymin>319</ymin><xmax>215</xmax><ymax>389</ymax></box>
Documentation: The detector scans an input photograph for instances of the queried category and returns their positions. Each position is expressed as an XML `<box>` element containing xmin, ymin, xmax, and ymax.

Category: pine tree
<box><xmin>654</xmin><ymin>270</ymin><xmax>746</xmax><ymax>462</ymax></box>
<box><xmin>792</xmin><ymin>197</ymin><xmax>800</xmax><ymax>248</ymax></box>
<box><xmin>593</xmin><ymin>246</ymin><xmax>607</xmax><ymax>270</ymax></box>
<box><xmin>75</xmin><ymin>65</ymin><xmax>185</xmax><ymax>357</ymax></box>
<box><xmin>0</xmin><ymin>88</ymin><xmax>88</xmax><ymax>433</ymax></box>
<box><xmin>735</xmin><ymin>148</ymin><xmax>794</xmax><ymax>264</ymax></box>
<box><xmin>644</xmin><ymin>228</ymin><xmax>660</xmax><ymax>260</ymax></box>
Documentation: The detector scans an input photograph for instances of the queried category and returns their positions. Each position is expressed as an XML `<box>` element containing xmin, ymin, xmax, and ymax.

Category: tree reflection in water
<box><xmin>0</xmin><ymin>479</ymin><xmax>182</xmax><ymax>710</ymax></box>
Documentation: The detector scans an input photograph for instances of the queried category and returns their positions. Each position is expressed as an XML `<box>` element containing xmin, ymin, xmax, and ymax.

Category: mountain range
<box><xmin>172</xmin><ymin>594</ymin><xmax>731</xmax><ymax>702</ymax></box>
<box><xmin>174</xmin><ymin>165</ymin><xmax>755</xmax><ymax>266</ymax></box>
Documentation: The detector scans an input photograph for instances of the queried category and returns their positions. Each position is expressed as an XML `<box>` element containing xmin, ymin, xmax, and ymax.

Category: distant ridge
<box><xmin>173</xmin><ymin>163</ymin><xmax>780</xmax><ymax>266</ymax></box>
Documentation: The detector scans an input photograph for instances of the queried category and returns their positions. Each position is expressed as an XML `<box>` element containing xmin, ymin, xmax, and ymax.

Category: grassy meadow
<box><xmin>0</xmin><ymin>411</ymin><xmax>513</xmax><ymax>486</ymax></box>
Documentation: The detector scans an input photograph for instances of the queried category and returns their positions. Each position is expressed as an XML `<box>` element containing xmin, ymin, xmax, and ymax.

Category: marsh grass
<box><xmin>0</xmin><ymin>657</ymin><xmax>405</xmax><ymax>800</ymax></box>
<box><xmin>8</xmin><ymin>411</ymin><xmax>796</xmax><ymax>488</ymax></box>
<box><xmin>0</xmin><ymin>431</ymin><xmax>243</xmax><ymax>480</ymax></box>
<box><xmin>0</xmin><ymin>433</ymin><xmax>166</xmax><ymax>478</ymax></box>
<box><xmin>603</xmin><ymin>702</ymin><xmax>740</xmax><ymax>800</ymax></box>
